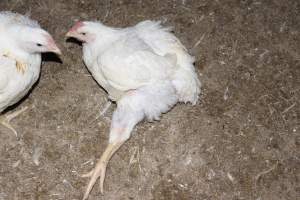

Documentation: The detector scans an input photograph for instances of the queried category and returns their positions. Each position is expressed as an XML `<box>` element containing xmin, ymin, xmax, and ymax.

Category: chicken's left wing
<box><xmin>98</xmin><ymin>49</ymin><xmax>177</xmax><ymax>92</ymax></box>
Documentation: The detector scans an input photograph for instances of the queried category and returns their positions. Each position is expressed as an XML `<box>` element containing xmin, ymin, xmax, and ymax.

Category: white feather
<box><xmin>81</xmin><ymin>20</ymin><xmax>201</xmax><ymax>142</ymax></box>
<box><xmin>0</xmin><ymin>11</ymin><xmax>42</xmax><ymax>113</ymax></box>
<box><xmin>74</xmin><ymin>20</ymin><xmax>201</xmax><ymax>197</ymax></box>
<box><xmin>83</xmin><ymin>20</ymin><xmax>201</xmax><ymax>105</ymax></box>
<box><xmin>135</xmin><ymin>20</ymin><xmax>201</xmax><ymax>104</ymax></box>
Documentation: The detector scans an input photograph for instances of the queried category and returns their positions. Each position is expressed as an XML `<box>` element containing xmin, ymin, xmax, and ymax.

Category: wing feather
<box><xmin>98</xmin><ymin>49</ymin><xmax>176</xmax><ymax>91</ymax></box>
<box><xmin>0</xmin><ymin>55</ymin><xmax>15</xmax><ymax>94</ymax></box>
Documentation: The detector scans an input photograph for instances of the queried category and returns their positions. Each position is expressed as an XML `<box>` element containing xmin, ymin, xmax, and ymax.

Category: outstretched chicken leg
<box><xmin>81</xmin><ymin>83</ymin><xmax>178</xmax><ymax>199</ymax></box>
<box><xmin>81</xmin><ymin>95</ymin><xmax>143</xmax><ymax>199</ymax></box>
<box><xmin>0</xmin><ymin>106</ymin><xmax>28</xmax><ymax>137</ymax></box>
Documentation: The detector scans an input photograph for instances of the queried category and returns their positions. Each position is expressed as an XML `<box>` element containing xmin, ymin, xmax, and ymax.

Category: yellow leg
<box><xmin>81</xmin><ymin>141</ymin><xmax>125</xmax><ymax>200</ymax></box>
<box><xmin>0</xmin><ymin>106</ymin><xmax>28</xmax><ymax>137</ymax></box>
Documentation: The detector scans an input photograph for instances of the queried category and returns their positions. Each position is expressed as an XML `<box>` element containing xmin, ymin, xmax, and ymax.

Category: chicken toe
<box><xmin>81</xmin><ymin>142</ymin><xmax>125</xmax><ymax>199</ymax></box>
<box><xmin>0</xmin><ymin>106</ymin><xmax>28</xmax><ymax>137</ymax></box>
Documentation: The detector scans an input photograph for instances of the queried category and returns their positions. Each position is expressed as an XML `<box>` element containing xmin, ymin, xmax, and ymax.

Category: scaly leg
<box><xmin>0</xmin><ymin>106</ymin><xmax>28</xmax><ymax>137</ymax></box>
<box><xmin>81</xmin><ymin>141</ymin><xmax>125</xmax><ymax>200</ymax></box>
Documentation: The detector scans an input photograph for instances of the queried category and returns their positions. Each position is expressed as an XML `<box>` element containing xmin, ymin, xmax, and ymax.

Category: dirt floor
<box><xmin>0</xmin><ymin>0</ymin><xmax>299</xmax><ymax>199</ymax></box>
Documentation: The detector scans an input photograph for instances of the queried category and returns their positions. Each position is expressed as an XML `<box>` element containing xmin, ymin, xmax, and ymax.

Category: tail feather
<box><xmin>172</xmin><ymin>66</ymin><xmax>200</xmax><ymax>105</ymax></box>
<box><xmin>135</xmin><ymin>20</ymin><xmax>201</xmax><ymax>104</ymax></box>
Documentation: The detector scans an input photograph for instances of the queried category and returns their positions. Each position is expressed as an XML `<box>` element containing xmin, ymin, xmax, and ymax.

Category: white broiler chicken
<box><xmin>66</xmin><ymin>20</ymin><xmax>200</xmax><ymax>199</ymax></box>
<box><xmin>0</xmin><ymin>11</ymin><xmax>61</xmax><ymax>136</ymax></box>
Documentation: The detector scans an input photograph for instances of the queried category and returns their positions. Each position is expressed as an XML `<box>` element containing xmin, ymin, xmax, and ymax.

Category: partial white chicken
<box><xmin>0</xmin><ymin>11</ymin><xmax>61</xmax><ymax>136</ymax></box>
<box><xmin>66</xmin><ymin>20</ymin><xmax>201</xmax><ymax>199</ymax></box>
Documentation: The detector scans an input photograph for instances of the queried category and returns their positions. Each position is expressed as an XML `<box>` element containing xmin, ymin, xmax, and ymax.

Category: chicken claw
<box><xmin>81</xmin><ymin>142</ymin><xmax>124</xmax><ymax>200</ymax></box>
<box><xmin>0</xmin><ymin>106</ymin><xmax>28</xmax><ymax>137</ymax></box>
<box><xmin>81</xmin><ymin>160</ymin><xmax>107</xmax><ymax>199</ymax></box>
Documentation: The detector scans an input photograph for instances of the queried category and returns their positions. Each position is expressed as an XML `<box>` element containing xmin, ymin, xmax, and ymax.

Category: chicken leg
<box><xmin>0</xmin><ymin>106</ymin><xmax>28</xmax><ymax>137</ymax></box>
<box><xmin>81</xmin><ymin>93</ymin><xmax>145</xmax><ymax>199</ymax></box>
<box><xmin>81</xmin><ymin>141</ymin><xmax>125</xmax><ymax>200</ymax></box>
<box><xmin>80</xmin><ymin>83</ymin><xmax>177</xmax><ymax>199</ymax></box>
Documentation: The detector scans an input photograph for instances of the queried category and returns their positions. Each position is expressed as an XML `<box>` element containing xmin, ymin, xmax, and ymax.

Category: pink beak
<box><xmin>66</xmin><ymin>21</ymin><xmax>84</xmax><ymax>38</ymax></box>
<box><xmin>46</xmin><ymin>36</ymin><xmax>61</xmax><ymax>55</ymax></box>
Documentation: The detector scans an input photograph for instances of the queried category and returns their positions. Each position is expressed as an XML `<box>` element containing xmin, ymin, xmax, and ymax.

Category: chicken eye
<box><xmin>36</xmin><ymin>43</ymin><xmax>43</xmax><ymax>47</ymax></box>
<box><xmin>81</xmin><ymin>32</ymin><xmax>86</xmax><ymax>36</ymax></box>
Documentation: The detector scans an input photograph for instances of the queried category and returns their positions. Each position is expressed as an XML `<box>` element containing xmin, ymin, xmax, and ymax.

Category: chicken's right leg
<box><xmin>0</xmin><ymin>106</ymin><xmax>28</xmax><ymax>137</ymax></box>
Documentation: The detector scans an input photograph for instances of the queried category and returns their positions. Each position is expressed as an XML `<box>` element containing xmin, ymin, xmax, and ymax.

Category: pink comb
<box><xmin>69</xmin><ymin>21</ymin><xmax>84</xmax><ymax>32</ymax></box>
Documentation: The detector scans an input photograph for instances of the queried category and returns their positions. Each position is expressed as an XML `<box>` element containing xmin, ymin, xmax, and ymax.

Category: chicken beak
<box><xmin>65</xmin><ymin>31</ymin><xmax>76</xmax><ymax>39</ymax></box>
<box><xmin>52</xmin><ymin>47</ymin><xmax>62</xmax><ymax>55</ymax></box>
<box><xmin>49</xmin><ymin>43</ymin><xmax>61</xmax><ymax>55</ymax></box>
<box><xmin>66</xmin><ymin>21</ymin><xmax>84</xmax><ymax>38</ymax></box>
<box><xmin>46</xmin><ymin>36</ymin><xmax>62</xmax><ymax>55</ymax></box>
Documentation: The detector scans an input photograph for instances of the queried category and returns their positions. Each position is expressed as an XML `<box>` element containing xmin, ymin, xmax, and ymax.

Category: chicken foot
<box><xmin>0</xmin><ymin>106</ymin><xmax>28</xmax><ymax>137</ymax></box>
<box><xmin>81</xmin><ymin>141</ymin><xmax>125</xmax><ymax>200</ymax></box>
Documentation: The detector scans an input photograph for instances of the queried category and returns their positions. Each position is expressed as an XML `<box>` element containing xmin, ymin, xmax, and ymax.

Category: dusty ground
<box><xmin>0</xmin><ymin>0</ymin><xmax>299</xmax><ymax>199</ymax></box>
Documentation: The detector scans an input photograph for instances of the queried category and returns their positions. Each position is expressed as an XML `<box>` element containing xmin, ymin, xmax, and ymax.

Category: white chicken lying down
<box><xmin>0</xmin><ymin>11</ymin><xmax>61</xmax><ymax>136</ymax></box>
<box><xmin>66</xmin><ymin>20</ymin><xmax>201</xmax><ymax>199</ymax></box>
